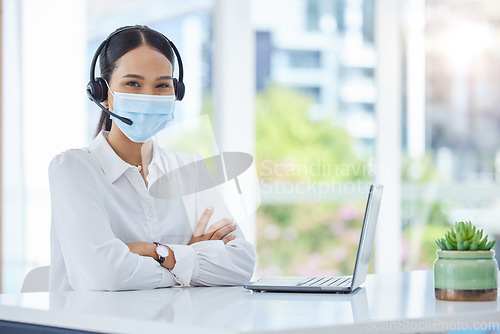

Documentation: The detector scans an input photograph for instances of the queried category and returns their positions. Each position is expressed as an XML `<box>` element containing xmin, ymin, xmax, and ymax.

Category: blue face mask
<box><xmin>109</xmin><ymin>90</ymin><xmax>176</xmax><ymax>143</ymax></box>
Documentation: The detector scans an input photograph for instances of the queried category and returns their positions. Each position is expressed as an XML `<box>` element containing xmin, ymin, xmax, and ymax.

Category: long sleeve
<box><xmin>190</xmin><ymin>238</ymin><xmax>255</xmax><ymax>286</ymax></box>
<box><xmin>165</xmin><ymin>237</ymin><xmax>255</xmax><ymax>287</ymax></box>
<box><xmin>49</xmin><ymin>150</ymin><xmax>177</xmax><ymax>291</ymax></box>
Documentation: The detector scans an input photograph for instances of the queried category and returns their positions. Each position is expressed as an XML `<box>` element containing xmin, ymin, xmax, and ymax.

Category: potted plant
<box><xmin>434</xmin><ymin>221</ymin><xmax>498</xmax><ymax>301</ymax></box>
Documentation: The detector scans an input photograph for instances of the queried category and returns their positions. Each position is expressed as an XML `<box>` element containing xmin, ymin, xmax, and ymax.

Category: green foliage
<box><xmin>401</xmin><ymin>154</ymin><xmax>444</xmax><ymax>182</ymax></box>
<box><xmin>400</xmin><ymin>152</ymin><xmax>451</xmax><ymax>268</ymax></box>
<box><xmin>427</xmin><ymin>202</ymin><xmax>450</xmax><ymax>227</ymax></box>
<box><xmin>256</xmin><ymin>85</ymin><xmax>368</xmax><ymax>182</ymax></box>
<box><xmin>435</xmin><ymin>221</ymin><xmax>496</xmax><ymax>251</ymax></box>
<box><xmin>254</xmin><ymin>85</ymin><xmax>372</xmax><ymax>276</ymax></box>
<box><xmin>402</xmin><ymin>224</ymin><xmax>451</xmax><ymax>269</ymax></box>
<box><xmin>257</xmin><ymin>202</ymin><xmax>366</xmax><ymax>276</ymax></box>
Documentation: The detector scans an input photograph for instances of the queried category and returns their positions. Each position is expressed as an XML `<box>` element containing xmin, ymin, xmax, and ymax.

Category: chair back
<box><xmin>21</xmin><ymin>266</ymin><xmax>50</xmax><ymax>292</ymax></box>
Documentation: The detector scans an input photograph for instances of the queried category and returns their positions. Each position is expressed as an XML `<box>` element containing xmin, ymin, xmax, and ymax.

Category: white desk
<box><xmin>0</xmin><ymin>271</ymin><xmax>498</xmax><ymax>333</ymax></box>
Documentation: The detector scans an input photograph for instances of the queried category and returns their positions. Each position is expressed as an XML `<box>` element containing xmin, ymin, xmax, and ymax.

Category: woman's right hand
<box><xmin>188</xmin><ymin>207</ymin><xmax>237</xmax><ymax>245</ymax></box>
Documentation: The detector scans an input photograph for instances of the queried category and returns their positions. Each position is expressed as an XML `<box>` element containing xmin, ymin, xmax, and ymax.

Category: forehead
<box><xmin>113</xmin><ymin>45</ymin><xmax>173</xmax><ymax>76</ymax></box>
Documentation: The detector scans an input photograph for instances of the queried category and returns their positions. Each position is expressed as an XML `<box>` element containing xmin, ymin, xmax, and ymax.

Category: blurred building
<box><xmin>253</xmin><ymin>0</ymin><xmax>376</xmax><ymax>152</ymax></box>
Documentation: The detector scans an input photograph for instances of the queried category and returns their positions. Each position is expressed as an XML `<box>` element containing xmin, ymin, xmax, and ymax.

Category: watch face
<box><xmin>157</xmin><ymin>245</ymin><xmax>169</xmax><ymax>257</ymax></box>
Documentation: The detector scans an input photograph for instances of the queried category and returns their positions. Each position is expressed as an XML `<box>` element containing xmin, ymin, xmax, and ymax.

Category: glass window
<box><xmin>402</xmin><ymin>0</ymin><xmax>500</xmax><ymax>269</ymax></box>
<box><xmin>287</xmin><ymin>50</ymin><xmax>321</xmax><ymax>68</ymax></box>
<box><xmin>8</xmin><ymin>0</ymin><xmax>497</xmax><ymax>293</ymax></box>
<box><xmin>253</xmin><ymin>0</ymin><xmax>376</xmax><ymax>278</ymax></box>
<box><xmin>306</xmin><ymin>0</ymin><xmax>321</xmax><ymax>32</ymax></box>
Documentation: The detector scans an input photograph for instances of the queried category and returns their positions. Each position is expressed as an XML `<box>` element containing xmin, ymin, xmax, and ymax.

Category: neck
<box><xmin>107</xmin><ymin>124</ymin><xmax>153</xmax><ymax>166</ymax></box>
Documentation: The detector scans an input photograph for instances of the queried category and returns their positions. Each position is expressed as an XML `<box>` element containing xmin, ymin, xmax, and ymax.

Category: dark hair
<box><xmin>94</xmin><ymin>26</ymin><xmax>176</xmax><ymax>137</ymax></box>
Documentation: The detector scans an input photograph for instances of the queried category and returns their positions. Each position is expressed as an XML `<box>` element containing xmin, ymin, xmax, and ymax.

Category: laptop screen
<box><xmin>350</xmin><ymin>184</ymin><xmax>383</xmax><ymax>290</ymax></box>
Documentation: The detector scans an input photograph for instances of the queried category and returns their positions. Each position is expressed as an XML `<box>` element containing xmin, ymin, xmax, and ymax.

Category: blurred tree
<box><xmin>255</xmin><ymin>85</ymin><xmax>368</xmax><ymax>183</ymax></box>
<box><xmin>254</xmin><ymin>85</ymin><xmax>371</xmax><ymax>276</ymax></box>
<box><xmin>401</xmin><ymin>154</ymin><xmax>451</xmax><ymax>269</ymax></box>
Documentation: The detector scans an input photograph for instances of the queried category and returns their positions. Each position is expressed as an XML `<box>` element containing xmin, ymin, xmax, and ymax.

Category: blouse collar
<box><xmin>87</xmin><ymin>131</ymin><xmax>169</xmax><ymax>184</ymax></box>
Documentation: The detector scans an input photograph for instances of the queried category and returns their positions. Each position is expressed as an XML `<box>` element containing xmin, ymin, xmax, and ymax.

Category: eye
<box><xmin>156</xmin><ymin>83</ymin><xmax>171</xmax><ymax>89</ymax></box>
<box><xmin>126</xmin><ymin>81</ymin><xmax>140</xmax><ymax>87</ymax></box>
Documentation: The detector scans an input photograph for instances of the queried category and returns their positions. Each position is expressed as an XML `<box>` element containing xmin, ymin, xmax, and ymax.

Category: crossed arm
<box><xmin>126</xmin><ymin>206</ymin><xmax>237</xmax><ymax>270</ymax></box>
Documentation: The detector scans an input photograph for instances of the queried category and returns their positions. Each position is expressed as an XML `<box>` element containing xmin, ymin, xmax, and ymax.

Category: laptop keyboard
<box><xmin>298</xmin><ymin>276</ymin><xmax>352</xmax><ymax>288</ymax></box>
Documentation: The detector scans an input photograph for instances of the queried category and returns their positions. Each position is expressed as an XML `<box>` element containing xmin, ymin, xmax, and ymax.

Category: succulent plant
<box><xmin>435</xmin><ymin>221</ymin><xmax>496</xmax><ymax>251</ymax></box>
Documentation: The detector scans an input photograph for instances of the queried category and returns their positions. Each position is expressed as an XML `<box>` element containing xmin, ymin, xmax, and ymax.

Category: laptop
<box><xmin>244</xmin><ymin>184</ymin><xmax>383</xmax><ymax>293</ymax></box>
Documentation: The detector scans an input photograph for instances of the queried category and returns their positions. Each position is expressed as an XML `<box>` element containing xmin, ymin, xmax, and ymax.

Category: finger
<box><xmin>188</xmin><ymin>236</ymin><xmax>201</xmax><ymax>245</ymax></box>
<box><xmin>222</xmin><ymin>234</ymin><xmax>236</xmax><ymax>244</ymax></box>
<box><xmin>194</xmin><ymin>206</ymin><xmax>214</xmax><ymax>236</ymax></box>
<box><xmin>188</xmin><ymin>233</ymin><xmax>209</xmax><ymax>245</ymax></box>
<box><xmin>211</xmin><ymin>223</ymin><xmax>237</xmax><ymax>241</ymax></box>
<box><xmin>205</xmin><ymin>218</ymin><xmax>234</xmax><ymax>234</ymax></box>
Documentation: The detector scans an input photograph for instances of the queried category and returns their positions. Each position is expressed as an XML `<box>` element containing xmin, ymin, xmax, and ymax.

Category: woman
<box><xmin>48</xmin><ymin>25</ymin><xmax>255</xmax><ymax>291</ymax></box>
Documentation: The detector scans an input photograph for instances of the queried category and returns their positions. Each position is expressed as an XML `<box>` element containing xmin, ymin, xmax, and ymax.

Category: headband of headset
<box><xmin>87</xmin><ymin>25</ymin><xmax>185</xmax><ymax>103</ymax></box>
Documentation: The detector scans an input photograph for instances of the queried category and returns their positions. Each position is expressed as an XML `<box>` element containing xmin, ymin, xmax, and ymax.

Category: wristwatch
<box><xmin>154</xmin><ymin>242</ymin><xmax>169</xmax><ymax>264</ymax></box>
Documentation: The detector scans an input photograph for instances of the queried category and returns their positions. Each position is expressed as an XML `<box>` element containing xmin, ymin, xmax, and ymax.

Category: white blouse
<box><xmin>48</xmin><ymin>132</ymin><xmax>255</xmax><ymax>291</ymax></box>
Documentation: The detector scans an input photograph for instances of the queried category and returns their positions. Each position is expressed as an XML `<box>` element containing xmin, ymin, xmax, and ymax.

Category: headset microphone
<box><xmin>86</xmin><ymin>88</ymin><xmax>133</xmax><ymax>125</ymax></box>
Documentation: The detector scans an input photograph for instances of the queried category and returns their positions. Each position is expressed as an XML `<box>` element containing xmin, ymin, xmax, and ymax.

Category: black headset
<box><xmin>86</xmin><ymin>25</ymin><xmax>185</xmax><ymax>126</ymax></box>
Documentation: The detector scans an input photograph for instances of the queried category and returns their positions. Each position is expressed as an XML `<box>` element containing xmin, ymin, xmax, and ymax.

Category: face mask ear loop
<box><xmin>104</xmin><ymin>79</ymin><xmax>115</xmax><ymax>97</ymax></box>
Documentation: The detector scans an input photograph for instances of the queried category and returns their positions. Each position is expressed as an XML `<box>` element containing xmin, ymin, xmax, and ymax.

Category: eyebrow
<box><xmin>122</xmin><ymin>74</ymin><xmax>173</xmax><ymax>81</ymax></box>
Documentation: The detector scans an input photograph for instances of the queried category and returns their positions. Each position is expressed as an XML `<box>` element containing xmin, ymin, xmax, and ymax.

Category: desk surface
<box><xmin>0</xmin><ymin>271</ymin><xmax>499</xmax><ymax>334</ymax></box>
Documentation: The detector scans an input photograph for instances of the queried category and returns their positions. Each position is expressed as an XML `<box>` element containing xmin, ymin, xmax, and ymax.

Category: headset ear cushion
<box><xmin>87</xmin><ymin>81</ymin><xmax>99</xmax><ymax>100</ymax></box>
<box><xmin>88</xmin><ymin>78</ymin><xmax>108</xmax><ymax>102</ymax></box>
<box><xmin>174</xmin><ymin>78</ymin><xmax>185</xmax><ymax>101</ymax></box>
<box><xmin>95</xmin><ymin>78</ymin><xmax>108</xmax><ymax>102</ymax></box>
